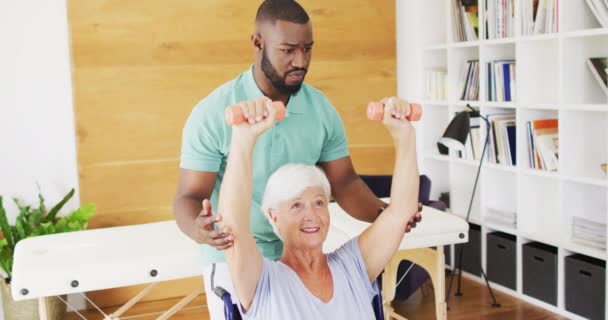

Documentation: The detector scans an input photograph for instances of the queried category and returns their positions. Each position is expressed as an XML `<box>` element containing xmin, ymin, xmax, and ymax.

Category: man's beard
<box><xmin>261</xmin><ymin>47</ymin><xmax>306</xmax><ymax>95</ymax></box>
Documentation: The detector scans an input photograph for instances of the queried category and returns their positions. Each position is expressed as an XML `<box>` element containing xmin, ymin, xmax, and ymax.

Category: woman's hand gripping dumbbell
<box><xmin>224</xmin><ymin>97</ymin><xmax>286</xmax><ymax>125</ymax></box>
<box><xmin>367</xmin><ymin>97</ymin><xmax>422</xmax><ymax>122</ymax></box>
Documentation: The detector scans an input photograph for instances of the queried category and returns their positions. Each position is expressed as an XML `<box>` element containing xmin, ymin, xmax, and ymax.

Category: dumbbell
<box><xmin>367</xmin><ymin>101</ymin><xmax>422</xmax><ymax>121</ymax></box>
<box><xmin>225</xmin><ymin>99</ymin><xmax>422</xmax><ymax>125</ymax></box>
<box><xmin>225</xmin><ymin>101</ymin><xmax>286</xmax><ymax>125</ymax></box>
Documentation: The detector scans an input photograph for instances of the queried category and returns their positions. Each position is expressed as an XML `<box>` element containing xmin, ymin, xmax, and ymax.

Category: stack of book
<box><xmin>572</xmin><ymin>216</ymin><xmax>606</xmax><ymax>250</ymax></box>
<box><xmin>486</xmin><ymin>113</ymin><xmax>516</xmax><ymax>166</ymax></box>
<box><xmin>452</xmin><ymin>0</ymin><xmax>479</xmax><ymax>42</ymax></box>
<box><xmin>487</xmin><ymin>60</ymin><xmax>516</xmax><ymax>102</ymax></box>
<box><xmin>485</xmin><ymin>207</ymin><xmax>517</xmax><ymax>229</ymax></box>
<box><xmin>485</xmin><ymin>0</ymin><xmax>516</xmax><ymax>39</ymax></box>
<box><xmin>526</xmin><ymin>118</ymin><xmax>558</xmax><ymax>171</ymax></box>
<box><xmin>585</xmin><ymin>0</ymin><xmax>608</xmax><ymax>27</ymax></box>
<box><xmin>520</xmin><ymin>0</ymin><xmax>559</xmax><ymax>36</ymax></box>
<box><xmin>459</xmin><ymin>60</ymin><xmax>480</xmax><ymax>101</ymax></box>
<box><xmin>424</xmin><ymin>70</ymin><xmax>447</xmax><ymax>101</ymax></box>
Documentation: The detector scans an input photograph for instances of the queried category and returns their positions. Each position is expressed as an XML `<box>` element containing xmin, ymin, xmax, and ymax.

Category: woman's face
<box><xmin>271</xmin><ymin>186</ymin><xmax>330</xmax><ymax>250</ymax></box>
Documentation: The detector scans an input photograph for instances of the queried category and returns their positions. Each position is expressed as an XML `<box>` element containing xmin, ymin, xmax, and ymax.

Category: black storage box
<box><xmin>522</xmin><ymin>242</ymin><xmax>557</xmax><ymax>305</ymax></box>
<box><xmin>486</xmin><ymin>232</ymin><xmax>517</xmax><ymax>290</ymax></box>
<box><xmin>455</xmin><ymin>223</ymin><xmax>481</xmax><ymax>276</ymax></box>
<box><xmin>565</xmin><ymin>254</ymin><xmax>606</xmax><ymax>320</ymax></box>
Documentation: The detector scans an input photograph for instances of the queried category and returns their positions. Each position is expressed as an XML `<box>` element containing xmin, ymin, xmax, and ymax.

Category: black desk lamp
<box><xmin>439</xmin><ymin>105</ymin><xmax>500</xmax><ymax>308</ymax></box>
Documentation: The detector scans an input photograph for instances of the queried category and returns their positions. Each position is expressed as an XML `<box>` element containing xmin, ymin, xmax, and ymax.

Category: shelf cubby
<box><xmin>560</xmin><ymin>110</ymin><xmax>608</xmax><ymax>181</ymax></box>
<box><xmin>449</xmin><ymin>161</ymin><xmax>482</xmax><ymax>223</ymax></box>
<box><xmin>518</xmin><ymin>174</ymin><xmax>561</xmax><ymax>246</ymax></box>
<box><xmin>559</xmin><ymin>0</ymin><xmax>605</xmax><ymax>32</ymax></box>
<box><xmin>562</xmin><ymin>181</ymin><xmax>607</xmax><ymax>258</ymax></box>
<box><xmin>448</xmin><ymin>46</ymin><xmax>480</xmax><ymax>101</ymax></box>
<box><xmin>482</xmin><ymin>168</ymin><xmax>518</xmax><ymax>229</ymax></box>
<box><xmin>516</xmin><ymin>39</ymin><xmax>560</xmax><ymax>105</ymax></box>
<box><xmin>561</xmin><ymin>34</ymin><xmax>608</xmax><ymax>105</ymax></box>
<box><xmin>516</xmin><ymin>108</ymin><xmax>559</xmax><ymax>171</ymax></box>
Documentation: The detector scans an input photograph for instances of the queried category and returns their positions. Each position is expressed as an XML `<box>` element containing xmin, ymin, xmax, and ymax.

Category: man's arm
<box><xmin>173</xmin><ymin>169</ymin><xmax>232</xmax><ymax>249</ymax></box>
<box><xmin>319</xmin><ymin>157</ymin><xmax>386</xmax><ymax>223</ymax></box>
<box><xmin>319</xmin><ymin>157</ymin><xmax>421</xmax><ymax>229</ymax></box>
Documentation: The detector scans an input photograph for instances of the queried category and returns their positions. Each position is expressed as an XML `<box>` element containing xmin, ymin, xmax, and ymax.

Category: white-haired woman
<box><xmin>216</xmin><ymin>99</ymin><xmax>419</xmax><ymax>319</ymax></box>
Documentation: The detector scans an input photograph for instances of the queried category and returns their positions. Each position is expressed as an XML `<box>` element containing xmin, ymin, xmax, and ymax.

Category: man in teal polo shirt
<box><xmin>173</xmin><ymin>1</ymin><xmax>421</xmax><ymax>319</ymax></box>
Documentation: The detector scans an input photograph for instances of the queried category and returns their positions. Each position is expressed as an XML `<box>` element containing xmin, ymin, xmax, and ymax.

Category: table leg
<box><xmin>38</xmin><ymin>297</ymin><xmax>48</xmax><ymax>320</ymax></box>
<box><xmin>382</xmin><ymin>248</ymin><xmax>447</xmax><ymax>320</ymax></box>
<box><xmin>432</xmin><ymin>246</ymin><xmax>447</xmax><ymax>320</ymax></box>
<box><xmin>382</xmin><ymin>254</ymin><xmax>399</xmax><ymax>320</ymax></box>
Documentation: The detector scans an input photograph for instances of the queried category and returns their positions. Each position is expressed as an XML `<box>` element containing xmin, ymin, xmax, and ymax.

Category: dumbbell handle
<box><xmin>225</xmin><ymin>101</ymin><xmax>286</xmax><ymax>125</ymax></box>
<box><xmin>367</xmin><ymin>101</ymin><xmax>422</xmax><ymax>121</ymax></box>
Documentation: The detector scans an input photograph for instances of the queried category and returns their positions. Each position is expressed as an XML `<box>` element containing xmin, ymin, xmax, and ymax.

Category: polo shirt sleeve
<box><xmin>179</xmin><ymin>101</ymin><xmax>224</xmax><ymax>172</ymax></box>
<box><xmin>319</xmin><ymin>102</ymin><xmax>349</xmax><ymax>162</ymax></box>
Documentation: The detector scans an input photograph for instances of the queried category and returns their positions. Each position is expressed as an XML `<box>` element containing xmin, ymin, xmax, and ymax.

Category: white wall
<box><xmin>0</xmin><ymin>0</ymin><xmax>83</xmax><ymax>313</ymax></box>
<box><xmin>396</xmin><ymin>0</ymin><xmax>423</xmax><ymax>100</ymax></box>
<box><xmin>396</xmin><ymin>0</ymin><xmax>426</xmax><ymax>171</ymax></box>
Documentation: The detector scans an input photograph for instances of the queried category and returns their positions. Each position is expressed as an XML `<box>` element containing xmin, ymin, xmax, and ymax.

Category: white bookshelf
<box><xmin>405</xmin><ymin>1</ymin><xmax>608</xmax><ymax>319</ymax></box>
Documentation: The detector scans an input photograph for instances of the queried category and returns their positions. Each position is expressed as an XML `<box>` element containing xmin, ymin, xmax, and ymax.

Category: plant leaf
<box><xmin>0</xmin><ymin>244</ymin><xmax>12</xmax><ymax>279</ymax></box>
<box><xmin>0</xmin><ymin>197</ymin><xmax>15</xmax><ymax>254</ymax></box>
<box><xmin>15</xmin><ymin>218</ymin><xmax>26</xmax><ymax>242</ymax></box>
<box><xmin>38</xmin><ymin>189</ymin><xmax>46</xmax><ymax>215</ymax></box>
<box><xmin>45</xmin><ymin>188</ymin><xmax>75</xmax><ymax>222</ymax></box>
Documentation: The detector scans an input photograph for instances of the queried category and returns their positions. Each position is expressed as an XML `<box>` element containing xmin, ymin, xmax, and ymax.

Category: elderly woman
<box><xmin>216</xmin><ymin>98</ymin><xmax>419</xmax><ymax>319</ymax></box>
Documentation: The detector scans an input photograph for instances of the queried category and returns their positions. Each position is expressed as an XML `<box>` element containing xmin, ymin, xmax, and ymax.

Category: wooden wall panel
<box><xmin>69</xmin><ymin>0</ymin><xmax>395</xmax><ymax>307</ymax></box>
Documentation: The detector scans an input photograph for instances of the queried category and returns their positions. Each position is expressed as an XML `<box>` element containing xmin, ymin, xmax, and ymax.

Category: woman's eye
<box><xmin>315</xmin><ymin>200</ymin><xmax>324</xmax><ymax>207</ymax></box>
<box><xmin>291</xmin><ymin>202</ymin><xmax>302</xmax><ymax>210</ymax></box>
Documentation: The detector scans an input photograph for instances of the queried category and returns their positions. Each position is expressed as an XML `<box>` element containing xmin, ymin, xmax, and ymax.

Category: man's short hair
<box><xmin>261</xmin><ymin>163</ymin><xmax>331</xmax><ymax>239</ymax></box>
<box><xmin>255</xmin><ymin>0</ymin><xmax>310</xmax><ymax>25</ymax></box>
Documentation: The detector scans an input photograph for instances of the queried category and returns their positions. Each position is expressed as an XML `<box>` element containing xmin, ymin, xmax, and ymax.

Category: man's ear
<box><xmin>251</xmin><ymin>33</ymin><xmax>263</xmax><ymax>51</ymax></box>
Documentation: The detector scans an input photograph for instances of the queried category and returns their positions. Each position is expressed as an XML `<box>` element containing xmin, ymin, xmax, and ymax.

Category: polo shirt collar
<box><xmin>244</xmin><ymin>65</ymin><xmax>306</xmax><ymax>115</ymax></box>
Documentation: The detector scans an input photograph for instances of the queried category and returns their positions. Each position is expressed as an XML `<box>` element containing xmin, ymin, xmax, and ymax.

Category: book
<box><xmin>453</xmin><ymin>0</ymin><xmax>479</xmax><ymax>42</ymax></box>
<box><xmin>587</xmin><ymin>57</ymin><xmax>608</xmax><ymax>97</ymax></box>
<box><xmin>505</xmin><ymin>123</ymin><xmax>517</xmax><ymax>166</ymax></box>
<box><xmin>460</xmin><ymin>60</ymin><xmax>480</xmax><ymax>100</ymax></box>
<box><xmin>529</xmin><ymin>119</ymin><xmax>559</xmax><ymax>171</ymax></box>
<box><xmin>585</xmin><ymin>0</ymin><xmax>608</xmax><ymax>27</ymax></box>
<box><xmin>486</xmin><ymin>113</ymin><xmax>516</xmax><ymax>165</ymax></box>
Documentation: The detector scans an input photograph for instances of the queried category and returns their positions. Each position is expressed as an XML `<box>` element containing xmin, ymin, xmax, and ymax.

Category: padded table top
<box><xmin>11</xmin><ymin>200</ymin><xmax>468</xmax><ymax>300</ymax></box>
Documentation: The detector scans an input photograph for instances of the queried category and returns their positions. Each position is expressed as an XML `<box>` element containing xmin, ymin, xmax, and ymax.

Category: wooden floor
<box><xmin>67</xmin><ymin>273</ymin><xmax>565</xmax><ymax>320</ymax></box>
<box><xmin>392</xmin><ymin>272</ymin><xmax>567</xmax><ymax>320</ymax></box>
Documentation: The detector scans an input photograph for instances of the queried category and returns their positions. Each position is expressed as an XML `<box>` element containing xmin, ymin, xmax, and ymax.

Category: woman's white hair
<box><xmin>261</xmin><ymin>163</ymin><xmax>331</xmax><ymax>239</ymax></box>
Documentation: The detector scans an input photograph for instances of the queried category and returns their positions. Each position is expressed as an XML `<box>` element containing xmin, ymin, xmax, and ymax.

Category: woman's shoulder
<box><xmin>326</xmin><ymin>237</ymin><xmax>363</xmax><ymax>267</ymax></box>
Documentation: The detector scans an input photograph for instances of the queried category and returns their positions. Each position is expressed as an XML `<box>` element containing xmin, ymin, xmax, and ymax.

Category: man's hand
<box><xmin>405</xmin><ymin>203</ymin><xmax>423</xmax><ymax>233</ymax></box>
<box><xmin>192</xmin><ymin>199</ymin><xmax>233</xmax><ymax>250</ymax></box>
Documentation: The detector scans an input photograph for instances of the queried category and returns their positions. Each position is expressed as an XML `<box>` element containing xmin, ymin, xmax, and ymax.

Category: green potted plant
<box><xmin>0</xmin><ymin>188</ymin><xmax>95</xmax><ymax>320</ymax></box>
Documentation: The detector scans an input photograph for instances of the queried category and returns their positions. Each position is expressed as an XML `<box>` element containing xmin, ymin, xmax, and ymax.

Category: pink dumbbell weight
<box><xmin>367</xmin><ymin>101</ymin><xmax>422</xmax><ymax>121</ymax></box>
<box><xmin>225</xmin><ymin>101</ymin><xmax>286</xmax><ymax>125</ymax></box>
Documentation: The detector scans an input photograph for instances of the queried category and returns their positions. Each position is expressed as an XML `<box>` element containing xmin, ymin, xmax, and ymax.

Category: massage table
<box><xmin>11</xmin><ymin>200</ymin><xmax>468</xmax><ymax>320</ymax></box>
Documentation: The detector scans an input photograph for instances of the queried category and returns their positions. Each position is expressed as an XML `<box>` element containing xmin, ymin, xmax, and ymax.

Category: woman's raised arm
<box><xmin>358</xmin><ymin>98</ymin><xmax>420</xmax><ymax>283</ymax></box>
<box><xmin>217</xmin><ymin>97</ymin><xmax>279</xmax><ymax>311</ymax></box>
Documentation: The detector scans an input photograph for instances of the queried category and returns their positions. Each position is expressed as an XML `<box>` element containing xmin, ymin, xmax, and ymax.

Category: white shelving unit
<box><xmin>405</xmin><ymin>1</ymin><xmax>608</xmax><ymax>319</ymax></box>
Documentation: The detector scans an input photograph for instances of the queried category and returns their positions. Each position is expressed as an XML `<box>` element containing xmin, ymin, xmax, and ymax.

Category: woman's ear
<box><xmin>268</xmin><ymin>208</ymin><xmax>278</xmax><ymax>223</ymax></box>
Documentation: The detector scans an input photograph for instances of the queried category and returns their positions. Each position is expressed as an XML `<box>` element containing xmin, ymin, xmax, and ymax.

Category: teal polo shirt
<box><xmin>180</xmin><ymin>66</ymin><xmax>349</xmax><ymax>265</ymax></box>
